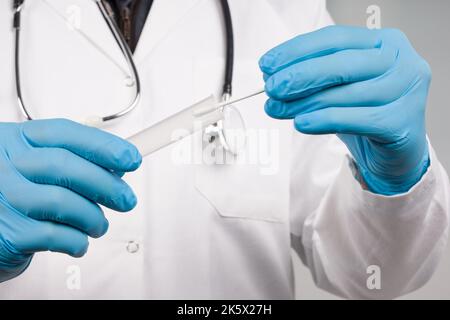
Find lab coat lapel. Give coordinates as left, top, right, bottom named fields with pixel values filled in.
left=133, top=0, right=203, bottom=63
left=38, top=0, right=130, bottom=74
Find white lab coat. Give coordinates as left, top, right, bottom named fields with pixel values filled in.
left=0, top=0, right=448, bottom=300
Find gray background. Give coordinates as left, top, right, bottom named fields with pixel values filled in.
left=293, top=0, right=450, bottom=300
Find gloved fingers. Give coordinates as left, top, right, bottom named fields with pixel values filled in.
left=13, top=219, right=89, bottom=258
left=12, top=148, right=137, bottom=212
left=264, top=46, right=398, bottom=101
left=112, top=170, right=126, bottom=178
left=6, top=183, right=108, bottom=238
left=27, top=187, right=108, bottom=239
left=21, top=119, right=142, bottom=173
left=264, top=68, right=409, bottom=119
left=0, top=152, right=109, bottom=237
left=293, top=106, right=395, bottom=142
left=259, top=25, right=381, bottom=75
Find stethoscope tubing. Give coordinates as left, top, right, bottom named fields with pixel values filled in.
left=12, top=0, right=235, bottom=126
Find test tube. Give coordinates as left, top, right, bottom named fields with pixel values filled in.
left=128, top=89, right=265, bottom=156
left=128, top=95, right=223, bottom=156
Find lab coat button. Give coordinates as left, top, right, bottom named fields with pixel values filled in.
left=126, top=241, right=140, bottom=253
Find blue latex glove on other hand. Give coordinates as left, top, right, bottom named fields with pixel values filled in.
left=259, top=26, right=431, bottom=195
left=0, top=119, right=142, bottom=282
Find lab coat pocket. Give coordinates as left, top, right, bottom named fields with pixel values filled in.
left=192, top=57, right=290, bottom=222
left=195, top=162, right=289, bottom=222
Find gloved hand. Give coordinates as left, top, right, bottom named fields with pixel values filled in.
left=259, top=26, right=431, bottom=195
left=0, top=119, right=141, bottom=282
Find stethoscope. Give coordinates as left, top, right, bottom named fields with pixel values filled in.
left=13, top=0, right=249, bottom=154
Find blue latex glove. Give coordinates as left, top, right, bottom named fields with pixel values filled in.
left=0, top=119, right=141, bottom=282
left=259, top=26, right=431, bottom=195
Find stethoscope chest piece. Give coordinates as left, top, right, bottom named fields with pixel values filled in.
left=203, top=95, right=247, bottom=157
